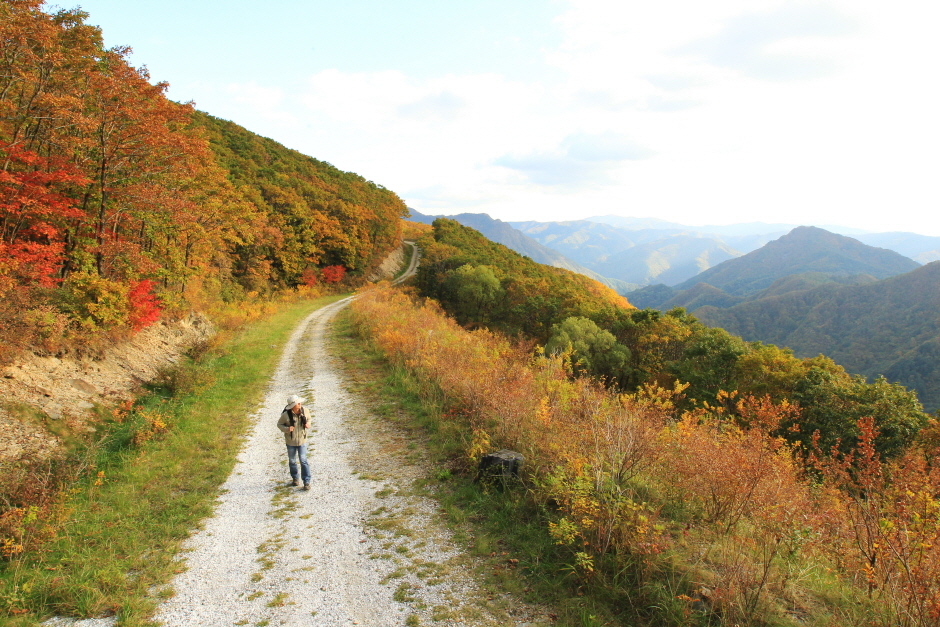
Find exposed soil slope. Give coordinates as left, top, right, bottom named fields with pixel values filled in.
left=0, top=314, right=214, bottom=462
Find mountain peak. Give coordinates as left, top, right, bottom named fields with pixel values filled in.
left=675, top=226, right=920, bottom=296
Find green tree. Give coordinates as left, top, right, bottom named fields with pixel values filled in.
left=545, top=316, right=632, bottom=386
left=669, top=325, right=747, bottom=407
left=792, top=367, right=927, bottom=458
left=443, top=264, right=504, bottom=324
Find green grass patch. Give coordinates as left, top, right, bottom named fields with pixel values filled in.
left=0, top=294, right=346, bottom=626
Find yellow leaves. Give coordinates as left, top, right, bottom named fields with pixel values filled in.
left=131, top=409, right=172, bottom=447
left=548, top=518, right=580, bottom=546
left=0, top=536, right=24, bottom=558
left=467, top=429, right=491, bottom=466
left=535, top=396, right=551, bottom=427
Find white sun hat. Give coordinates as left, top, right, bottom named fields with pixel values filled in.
left=285, top=394, right=305, bottom=410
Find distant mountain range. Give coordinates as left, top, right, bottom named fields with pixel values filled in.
left=516, top=216, right=940, bottom=287
left=406, top=210, right=639, bottom=293
left=407, top=210, right=940, bottom=295
left=624, top=227, right=938, bottom=412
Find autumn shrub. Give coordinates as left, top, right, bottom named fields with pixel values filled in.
left=127, top=279, right=162, bottom=331
left=812, top=418, right=940, bottom=627
left=54, top=272, right=130, bottom=332
left=0, top=451, right=88, bottom=563
left=0, top=287, right=42, bottom=363
left=301, top=267, right=319, bottom=287
left=153, top=361, right=215, bottom=397
left=321, top=264, right=347, bottom=284
left=658, top=395, right=817, bottom=624
left=350, top=286, right=677, bottom=581
left=353, top=285, right=940, bottom=625
left=130, top=409, right=172, bottom=447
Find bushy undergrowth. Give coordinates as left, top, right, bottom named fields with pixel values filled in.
left=350, top=284, right=940, bottom=627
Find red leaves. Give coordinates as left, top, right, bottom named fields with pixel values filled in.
left=321, top=264, right=346, bottom=284
left=0, top=143, right=88, bottom=286
left=127, top=280, right=161, bottom=332
left=300, top=268, right=318, bottom=287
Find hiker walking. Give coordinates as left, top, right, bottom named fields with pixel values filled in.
left=277, top=394, right=311, bottom=490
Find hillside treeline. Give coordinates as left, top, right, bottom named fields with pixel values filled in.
left=0, top=1, right=406, bottom=360
left=417, top=219, right=930, bottom=458
left=195, top=112, right=406, bottom=289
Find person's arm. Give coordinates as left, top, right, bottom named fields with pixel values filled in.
left=277, top=411, right=293, bottom=434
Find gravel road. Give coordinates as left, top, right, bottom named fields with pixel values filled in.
left=45, top=244, right=546, bottom=627
left=148, top=247, right=544, bottom=626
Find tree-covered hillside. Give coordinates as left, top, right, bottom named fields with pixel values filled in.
left=417, top=218, right=929, bottom=457
left=195, top=113, right=407, bottom=289
left=408, top=210, right=637, bottom=293
left=416, top=218, right=632, bottom=342
left=698, top=261, right=940, bottom=411
left=0, top=1, right=406, bottom=360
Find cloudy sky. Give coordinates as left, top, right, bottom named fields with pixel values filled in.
left=75, top=0, right=940, bottom=235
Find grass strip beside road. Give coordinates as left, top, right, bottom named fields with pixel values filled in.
left=0, top=294, right=345, bottom=627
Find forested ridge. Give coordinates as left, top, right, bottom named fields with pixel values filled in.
left=697, top=261, right=940, bottom=412
left=626, top=228, right=939, bottom=412
left=0, top=0, right=407, bottom=361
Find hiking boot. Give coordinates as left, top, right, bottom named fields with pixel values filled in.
left=291, top=479, right=300, bottom=487
left=303, top=483, right=311, bottom=491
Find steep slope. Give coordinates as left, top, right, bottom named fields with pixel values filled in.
left=697, top=262, right=940, bottom=411
left=856, top=232, right=940, bottom=264
left=197, top=113, right=408, bottom=282
left=415, top=218, right=633, bottom=342
left=674, top=226, right=920, bottom=296
left=408, top=211, right=637, bottom=293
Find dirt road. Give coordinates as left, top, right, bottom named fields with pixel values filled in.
left=148, top=247, right=542, bottom=626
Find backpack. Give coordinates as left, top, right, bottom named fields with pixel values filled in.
left=285, top=407, right=308, bottom=430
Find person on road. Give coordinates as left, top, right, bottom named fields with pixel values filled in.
left=277, top=394, right=311, bottom=490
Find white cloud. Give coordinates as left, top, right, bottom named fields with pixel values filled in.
left=225, top=82, right=296, bottom=123
left=677, top=3, right=858, bottom=80
left=206, top=1, right=940, bottom=235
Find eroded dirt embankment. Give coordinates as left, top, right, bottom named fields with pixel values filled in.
left=0, top=313, right=214, bottom=462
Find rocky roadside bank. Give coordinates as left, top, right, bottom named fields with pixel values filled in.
left=0, top=313, right=214, bottom=462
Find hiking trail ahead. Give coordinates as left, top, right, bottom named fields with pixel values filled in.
left=146, top=243, right=546, bottom=626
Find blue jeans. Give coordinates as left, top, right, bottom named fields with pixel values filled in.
left=287, top=444, right=310, bottom=485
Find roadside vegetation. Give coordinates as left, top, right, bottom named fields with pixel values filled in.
left=0, top=293, right=345, bottom=625
left=347, top=279, right=940, bottom=627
